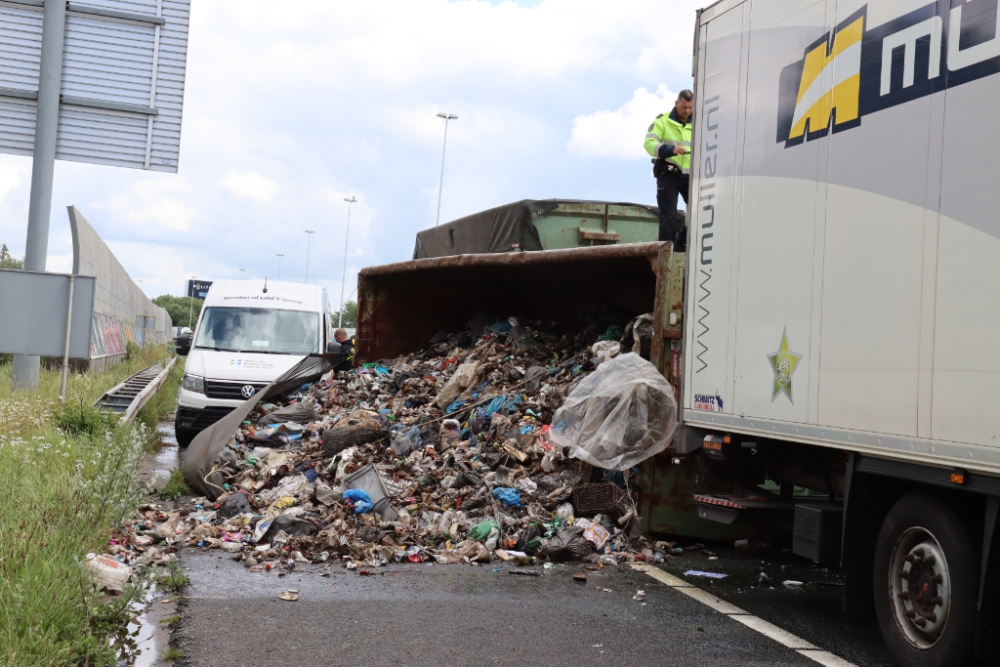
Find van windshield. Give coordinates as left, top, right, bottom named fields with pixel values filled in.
left=194, top=307, right=319, bottom=355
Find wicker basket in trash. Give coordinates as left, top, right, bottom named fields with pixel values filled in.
left=572, top=483, right=632, bottom=519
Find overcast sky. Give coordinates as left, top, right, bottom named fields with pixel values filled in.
left=0, top=0, right=699, bottom=305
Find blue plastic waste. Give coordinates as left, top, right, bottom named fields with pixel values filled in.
left=483, top=395, right=507, bottom=417
left=492, top=487, right=522, bottom=507
left=446, top=398, right=466, bottom=413
left=489, top=321, right=512, bottom=333
left=344, top=489, right=374, bottom=514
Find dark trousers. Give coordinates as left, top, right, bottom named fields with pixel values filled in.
left=657, top=173, right=689, bottom=249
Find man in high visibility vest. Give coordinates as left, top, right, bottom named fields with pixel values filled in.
left=334, top=328, right=355, bottom=372
left=644, top=89, right=693, bottom=248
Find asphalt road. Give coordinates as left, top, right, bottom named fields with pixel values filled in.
left=172, top=550, right=879, bottom=667
left=661, top=543, right=895, bottom=667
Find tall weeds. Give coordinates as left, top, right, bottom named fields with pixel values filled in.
left=0, top=347, right=175, bottom=666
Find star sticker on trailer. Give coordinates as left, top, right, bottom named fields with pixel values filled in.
left=768, top=327, right=801, bottom=403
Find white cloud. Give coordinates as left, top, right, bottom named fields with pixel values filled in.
left=189, top=0, right=702, bottom=101
left=221, top=172, right=279, bottom=204
left=94, top=178, right=202, bottom=233
left=0, top=161, right=25, bottom=206
left=567, top=84, right=677, bottom=160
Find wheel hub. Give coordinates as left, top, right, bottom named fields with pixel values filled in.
left=890, top=529, right=951, bottom=648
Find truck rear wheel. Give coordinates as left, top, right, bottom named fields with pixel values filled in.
left=874, top=493, right=977, bottom=667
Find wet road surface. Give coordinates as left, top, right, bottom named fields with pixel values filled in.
left=175, top=551, right=853, bottom=667
left=660, top=544, right=894, bottom=667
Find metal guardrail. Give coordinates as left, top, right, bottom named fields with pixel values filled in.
left=93, top=357, right=176, bottom=424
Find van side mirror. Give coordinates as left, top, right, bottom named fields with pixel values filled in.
left=326, top=342, right=344, bottom=355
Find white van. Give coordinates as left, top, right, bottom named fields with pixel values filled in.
left=174, top=279, right=338, bottom=446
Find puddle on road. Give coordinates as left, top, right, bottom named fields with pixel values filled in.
left=114, top=420, right=181, bottom=666
left=111, top=587, right=178, bottom=667
left=139, top=420, right=180, bottom=491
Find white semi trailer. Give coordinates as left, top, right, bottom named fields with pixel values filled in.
left=684, top=1, right=1000, bottom=664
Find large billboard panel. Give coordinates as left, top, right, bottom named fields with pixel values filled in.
left=188, top=279, right=212, bottom=299
left=0, top=0, right=191, bottom=172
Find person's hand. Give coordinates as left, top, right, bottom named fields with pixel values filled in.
left=673, top=146, right=689, bottom=156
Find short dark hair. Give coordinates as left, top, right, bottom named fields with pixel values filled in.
left=677, top=89, right=694, bottom=102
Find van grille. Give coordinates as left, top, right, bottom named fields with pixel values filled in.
left=203, top=380, right=269, bottom=400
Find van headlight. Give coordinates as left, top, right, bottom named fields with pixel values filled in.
left=182, top=374, right=205, bottom=394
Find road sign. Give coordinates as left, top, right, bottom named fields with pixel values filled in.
left=0, top=0, right=191, bottom=172
left=0, top=268, right=95, bottom=357
left=188, top=279, right=212, bottom=299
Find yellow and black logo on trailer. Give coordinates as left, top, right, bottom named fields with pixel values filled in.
left=777, top=0, right=1000, bottom=148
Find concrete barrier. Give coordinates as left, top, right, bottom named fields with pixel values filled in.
left=67, top=206, right=172, bottom=371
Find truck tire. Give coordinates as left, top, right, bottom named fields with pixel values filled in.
left=874, top=493, right=978, bottom=667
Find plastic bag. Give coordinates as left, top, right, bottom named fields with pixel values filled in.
left=550, top=353, right=677, bottom=471
left=435, top=361, right=480, bottom=409
left=390, top=424, right=422, bottom=456
left=468, top=519, right=499, bottom=542
left=492, top=487, right=522, bottom=507
left=591, top=340, right=621, bottom=364
left=537, top=527, right=593, bottom=561
left=343, top=489, right=374, bottom=514
left=261, top=401, right=319, bottom=425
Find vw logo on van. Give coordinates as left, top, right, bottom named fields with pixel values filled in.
left=241, top=385, right=256, bottom=399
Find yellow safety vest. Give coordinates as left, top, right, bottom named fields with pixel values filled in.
left=644, top=110, right=692, bottom=174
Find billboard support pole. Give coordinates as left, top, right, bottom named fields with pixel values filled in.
left=12, top=0, right=68, bottom=391
left=59, top=275, right=76, bottom=403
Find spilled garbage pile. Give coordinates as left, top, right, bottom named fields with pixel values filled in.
left=84, top=510, right=179, bottom=594
left=163, top=316, right=678, bottom=571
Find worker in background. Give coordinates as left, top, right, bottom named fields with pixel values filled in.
left=644, top=89, right=693, bottom=250
left=333, top=328, right=355, bottom=372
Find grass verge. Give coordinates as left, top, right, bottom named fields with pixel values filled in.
left=161, top=646, right=183, bottom=661
left=0, top=346, right=179, bottom=667
left=136, top=358, right=184, bottom=450
left=159, top=468, right=193, bottom=501
left=155, top=560, right=190, bottom=593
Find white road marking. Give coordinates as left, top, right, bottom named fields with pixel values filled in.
left=631, top=564, right=859, bottom=667
left=730, top=614, right=818, bottom=649
left=795, top=650, right=860, bottom=667
left=677, top=585, right=748, bottom=615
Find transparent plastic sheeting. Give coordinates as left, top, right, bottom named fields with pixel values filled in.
left=550, top=353, right=677, bottom=471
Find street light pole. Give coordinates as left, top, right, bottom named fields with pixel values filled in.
left=339, top=197, right=356, bottom=328
left=435, top=112, right=457, bottom=227
left=187, top=275, right=196, bottom=328
left=304, top=230, right=315, bottom=283
left=239, top=268, right=246, bottom=280
left=276, top=253, right=284, bottom=281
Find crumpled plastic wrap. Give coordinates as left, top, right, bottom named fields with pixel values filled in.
left=549, top=353, right=677, bottom=471
left=262, top=401, right=319, bottom=425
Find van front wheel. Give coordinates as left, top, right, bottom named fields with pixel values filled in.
left=174, top=422, right=198, bottom=448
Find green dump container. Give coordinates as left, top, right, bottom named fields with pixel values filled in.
left=412, top=199, right=663, bottom=259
